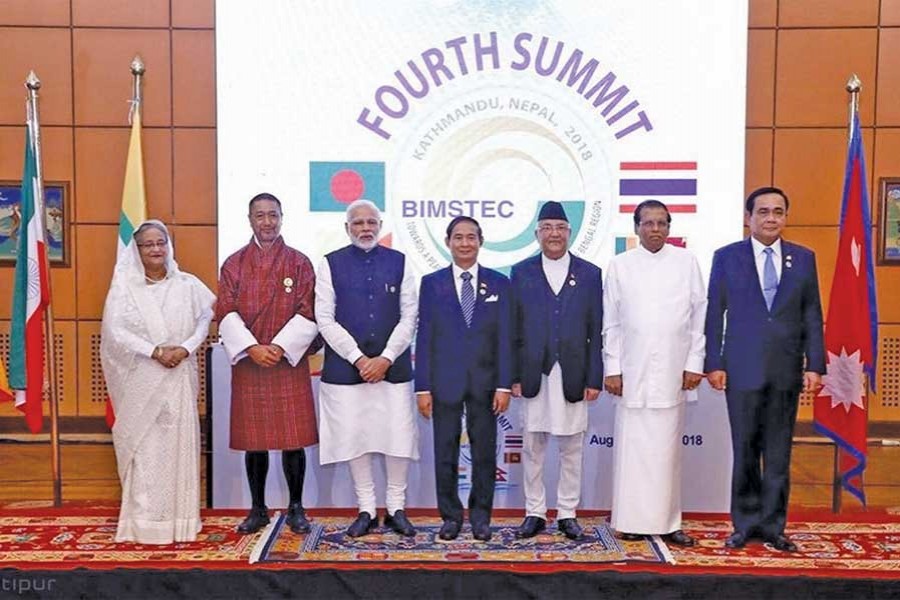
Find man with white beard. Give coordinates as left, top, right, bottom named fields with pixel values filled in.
left=315, top=199, right=419, bottom=538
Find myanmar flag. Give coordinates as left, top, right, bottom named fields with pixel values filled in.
left=106, top=101, right=148, bottom=429
left=8, top=123, right=50, bottom=434
left=118, top=103, right=147, bottom=257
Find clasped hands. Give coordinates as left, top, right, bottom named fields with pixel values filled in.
left=247, top=344, right=284, bottom=368
left=152, top=345, right=189, bottom=369
left=416, top=390, right=512, bottom=419
left=354, top=355, right=392, bottom=383
left=603, top=371, right=703, bottom=396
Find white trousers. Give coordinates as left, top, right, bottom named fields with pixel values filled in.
left=348, top=453, right=410, bottom=517
left=522, top=431, right=584, bottom=520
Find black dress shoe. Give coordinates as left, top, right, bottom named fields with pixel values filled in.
left=514, top=516, right=546, bottom=539
left=438, top=520, right=462, bottom=541
left=664, top=530, right=695, bottom=547
left=285, top=502, right=311, bottom=534
left=346, top=511, right=379, bottom=538
left=557, top=518, right=584, bottom=540
left=384, top=510, right=416, bottom=537
left=471, top=522, right=492, bottom=542
left=768, top=534, right=798, bottom=553
left=236, top=506, right=270, bottom=534
left=618, top=532, right=644, bottom=541
left=724, top=531, right=749, bottom=549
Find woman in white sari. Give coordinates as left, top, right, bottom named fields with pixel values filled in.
left=101, top=220, right=215, bottom=544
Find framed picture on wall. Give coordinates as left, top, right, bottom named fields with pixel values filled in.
left=879, top=178, right=900, bottom=265
left=0, top=180, right=70, bottom=267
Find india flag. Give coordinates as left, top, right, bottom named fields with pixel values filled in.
left=8, top=122, right=50, bottom=434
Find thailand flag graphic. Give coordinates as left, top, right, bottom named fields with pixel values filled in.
left=618, top=161, right=698, bottom=214
left=309, top=161, right=385, bottom=212
left=615, top=236, right=686, bottom=254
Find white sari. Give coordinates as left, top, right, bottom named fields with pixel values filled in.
left=100, top=221, right=215, bottom=544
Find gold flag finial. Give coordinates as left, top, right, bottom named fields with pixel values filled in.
left=25, top=70, right=41, bottom=90
left=131, top=55, right=145, bottom=76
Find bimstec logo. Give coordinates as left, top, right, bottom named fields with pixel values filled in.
left=390, top=87, right=613, bottom=274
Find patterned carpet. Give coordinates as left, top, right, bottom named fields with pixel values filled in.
left=0, top=509, right=261, bottom=569
left=254, top=515, right=671, bottom=565
left=2, top=507, right=900, bottom=579
left=671, top=516, right=900, bottom=576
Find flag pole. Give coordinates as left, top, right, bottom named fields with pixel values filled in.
left=846, top=73, right=861, bottom=142
left=26, top=71, right=62, bottom=507
left=130, top=55, right=144, bottom=123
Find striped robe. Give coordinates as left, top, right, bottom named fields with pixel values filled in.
left=216, top=237, right=321, bottom=450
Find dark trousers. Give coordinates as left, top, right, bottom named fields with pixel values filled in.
left=725, top=387, right=800, bottom=538
left=432, top=389, right=497, bottom=526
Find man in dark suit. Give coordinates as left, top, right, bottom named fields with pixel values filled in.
left=705, top=186, right=825, bottom=553
left=415, top=216, right=512, bottom=542
left=510, top=201, right=603, bottom=540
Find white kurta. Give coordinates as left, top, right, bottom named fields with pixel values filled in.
left=521, top=253, right=588, bottom=435
left=315, top=255, right=420, bottom=465
left=100, top=235, right=214, bottom=544
left=603, top=243, right=706, bottom=533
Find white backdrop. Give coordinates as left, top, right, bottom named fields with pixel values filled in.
left=210, top=346, right=732, bottom=511
left=213, top=1, right=748, bottom=513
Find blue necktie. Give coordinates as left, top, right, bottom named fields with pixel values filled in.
left=763, top=247, right=778, bottom=311
left=460, top=271, right=475, bottom=326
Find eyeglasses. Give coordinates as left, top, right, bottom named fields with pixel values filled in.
left=537, top=224, right=570, bottom=234
left=137, top=241, right=167, bottom=249
left=639, top=220, right=670, bottom=230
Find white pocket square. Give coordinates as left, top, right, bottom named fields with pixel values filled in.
left=485, top=294, right=499, bottom=303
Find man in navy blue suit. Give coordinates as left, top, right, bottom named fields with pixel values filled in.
left=510, top=201, right=603, bottom=540
left=705, top=187, right=825, bottom=553
left=415, top=216, right=512, bottom=542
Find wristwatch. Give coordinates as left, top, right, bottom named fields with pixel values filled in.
left=152, top=346, right=162, bottom=360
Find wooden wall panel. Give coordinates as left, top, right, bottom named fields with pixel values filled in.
left=747, top=29, right=776, bottom=128
left=876, top=29, right=900, bottom=126
left=171, top=225, right=218, bottom=293
left=172, top=0, right=215, bottom=29
left=72, top=0, right=169, bottom=28
left=779, top=0, right=879, bottom=27
left=0, top=27, right=72, bottom=127
left=172, top=30, right=216, bottom=127
left=74, top=224, right=118, bottom=320
left=74, top=127, right=173, bottom=224
left=73, top=29, right=171, bottom=127
left=749, top=0, right=778, bottom=28
left=773, top=128, right=875, bottom=225
left=0, top=0, right=70, bottom=26
left=174, top=129, right=216, bottom=224
left=776, top=29, right=877, bottom=127
left=883, top=0, right=900, bottom=26
left=76, top=320, right=105, bottom=417
left=745, top=128, right=774, bottom=195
